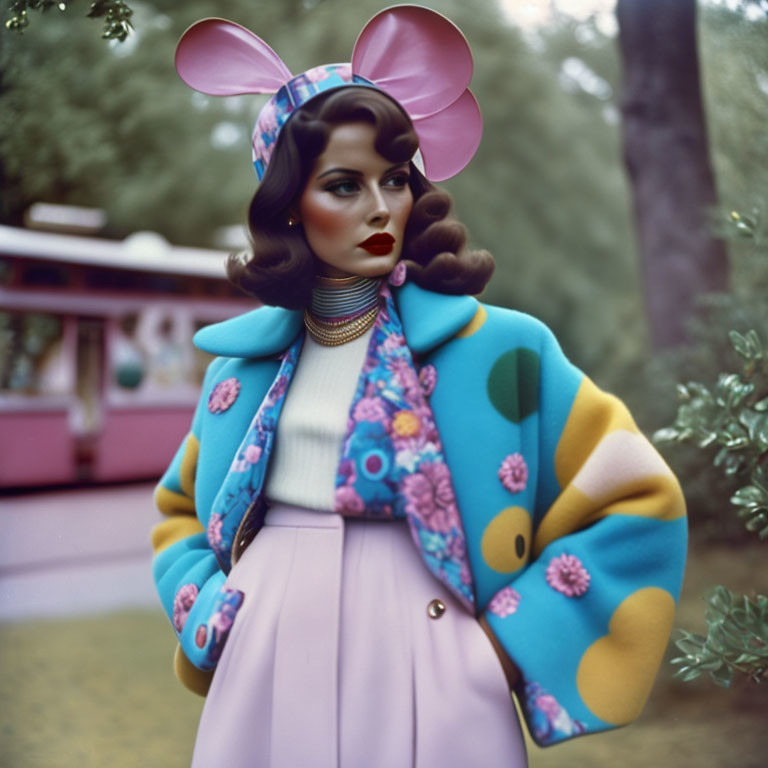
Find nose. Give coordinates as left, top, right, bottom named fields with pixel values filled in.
left=366, top=185, right=390, bottom=228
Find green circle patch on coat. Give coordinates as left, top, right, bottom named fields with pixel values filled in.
left=487, top=348, right=540, bottom=423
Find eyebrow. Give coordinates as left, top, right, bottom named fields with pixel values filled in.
left=316, top=162, right=410, bottom=180
left=317, top=167, right=361, bottom=179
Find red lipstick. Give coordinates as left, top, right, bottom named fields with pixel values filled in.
left=358, top=233, right=395, bottom=255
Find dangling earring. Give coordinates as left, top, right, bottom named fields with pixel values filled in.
left=388, top=260, right=407, bottom=287
left=287, top=218, right=297, bottom=228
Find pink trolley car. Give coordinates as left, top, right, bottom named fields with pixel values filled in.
left=0, top=224, right=253, bottom=488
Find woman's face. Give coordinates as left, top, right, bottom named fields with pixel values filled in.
left=297, top=122, right=413, bottom=279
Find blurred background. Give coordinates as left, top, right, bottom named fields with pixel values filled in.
left=0, top=0, right=766, bottom=765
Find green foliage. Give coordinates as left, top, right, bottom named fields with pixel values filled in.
left=622, top=284, right=768, bottom=543
left=653, top=199, right=768, bottom=542
left=655, top=329, right=768, bottom=539
left=0, top=0, right=258, bottom=245
left=641, top=0, right=768, bottom=654
left=0, top=0, right=761, bottom=396
left=0, top=310, right=62, bottom=390
left=700, top=2, right=768, bottom=296
left=715, top=208, right=768, bottom=254
left=671, top=586, right=768, bottom=686
left=0, top=0, right=644, bottom=381
left=5, top=0, right=133, bottom=40
left=728, top=0, right=768, bottom=18
left=627, top=2, right=768, bottom=435
left=654, top=201, right=768, bottom=687
left=86, top=0, right=133, bottom=41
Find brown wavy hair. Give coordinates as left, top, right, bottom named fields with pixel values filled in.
left=228, top=87, right=493, bottom=309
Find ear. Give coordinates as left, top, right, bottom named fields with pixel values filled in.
left=175, top=18, right=293, bottom=96
left=351, top=6, right=481, bottom=181
left=352, top=6, right=472, bottom=118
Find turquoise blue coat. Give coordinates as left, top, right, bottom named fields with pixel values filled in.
left=152, top=281, right=687, bottom=747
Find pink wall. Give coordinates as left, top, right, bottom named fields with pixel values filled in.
left=90, top=407, right=194, bottom=483
left=0, top=409, right=78, bottom=487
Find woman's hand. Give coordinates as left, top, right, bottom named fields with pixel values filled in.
left=479, top=615, right=520, bottom=690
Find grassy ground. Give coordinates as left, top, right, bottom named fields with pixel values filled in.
left=0, top=612, right=204, bottom=768
left=1, top=542, right=766, bottom=768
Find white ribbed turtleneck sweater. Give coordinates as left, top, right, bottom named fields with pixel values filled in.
left=263, top=326, right=374, bottom=510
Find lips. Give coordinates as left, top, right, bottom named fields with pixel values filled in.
left=358, top=233, right=395, bottom=255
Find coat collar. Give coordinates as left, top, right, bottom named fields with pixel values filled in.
left=193, top=282, right=479, bottom=358
left=194, top=304, right=303, bottom=358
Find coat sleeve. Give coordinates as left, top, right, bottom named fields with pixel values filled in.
left=481, top=322, right=687, bottom=747
left=151, top=357, right=244, bottom=695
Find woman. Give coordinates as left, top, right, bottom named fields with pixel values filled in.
left=152, top=8, right=687, bottom=767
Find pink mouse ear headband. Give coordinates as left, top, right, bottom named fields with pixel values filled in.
left=175, top=5, right=482, bottom=182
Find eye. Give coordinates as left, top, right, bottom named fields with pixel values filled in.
left=383, top=172, right=410, bottom=189
left=325, top=179, right=360, bottom=196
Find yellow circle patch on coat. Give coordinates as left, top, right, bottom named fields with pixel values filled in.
left=481, top=506, right=532, bottom=573
left=577, top=587, right=675, bottom=725
left=457, top=305, right=487, bottom=338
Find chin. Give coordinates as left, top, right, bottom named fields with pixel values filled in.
left=356, top=253, right=400, bottom=277
left=357, top=264, right=395, bottom=279
left=319, top=253, right=400, bottom=279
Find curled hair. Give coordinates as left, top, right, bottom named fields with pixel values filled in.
left=228, top=88, right=493, bottom=308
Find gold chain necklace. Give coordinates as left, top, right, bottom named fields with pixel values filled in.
left=303, top=305, right=379, bottom=346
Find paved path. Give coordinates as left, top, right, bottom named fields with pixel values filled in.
left=0, top=483, right=165, bottom=621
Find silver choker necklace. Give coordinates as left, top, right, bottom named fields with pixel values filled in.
left=305, top=275, right=381, bottom=346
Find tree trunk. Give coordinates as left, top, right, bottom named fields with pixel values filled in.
left=617, top=0, right=728, bottom=349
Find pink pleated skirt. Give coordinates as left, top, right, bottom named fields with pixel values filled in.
left=192, top=504, right=527, bottom=768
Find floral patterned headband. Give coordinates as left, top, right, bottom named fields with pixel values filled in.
left=174, top=5, right=482, bottom=182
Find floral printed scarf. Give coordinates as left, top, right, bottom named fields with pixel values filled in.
left=334, top=285, right=475, bottom=610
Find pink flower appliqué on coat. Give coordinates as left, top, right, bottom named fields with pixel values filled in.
left=545, top=554, right=590, bottom=597
left=499, top=453, right=528, bottom=493
left=388, top=260, right=407, bottom=286
left=401, top=461, right=459, bottom=534
left=244, top=444, right=262, bottom=464
left=418, top=364, right=437, bottom=396
left=488, top=586, right=521, bottom=618
left=208, top=377, right=241, bottom=414
left=172, top=583, right=199, bottom=633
